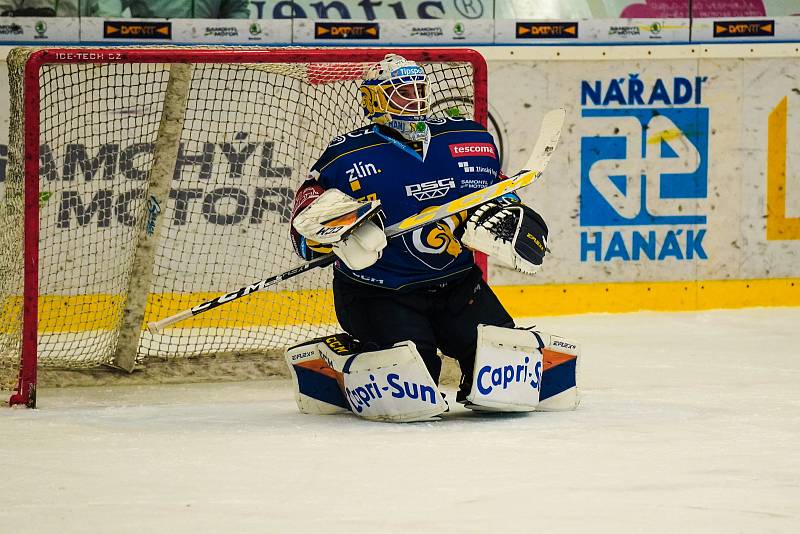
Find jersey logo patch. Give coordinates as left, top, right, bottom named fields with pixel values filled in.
left=405, top=178, right=455, bottom=201
left=346, top=161, right=381, bottom=192
left=328, top=127, right=373, bottom=148
left=449, top=142, right=497, bottom=159
left=457, top=161, right=498, bottom=177
left=403, top=212, right=467, bottom=270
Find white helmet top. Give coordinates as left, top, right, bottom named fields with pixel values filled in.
left=360, top=54, right=430, bottom=142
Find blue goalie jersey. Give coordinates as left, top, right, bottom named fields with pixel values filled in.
left=303, top=117, right=502, bottom=290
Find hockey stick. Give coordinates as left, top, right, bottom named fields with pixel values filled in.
left=147, top=108, right=565, bottom=334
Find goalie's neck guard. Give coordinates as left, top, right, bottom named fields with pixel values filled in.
left=373, top=122, right=431, bottom=162
left=383, top=115, right=428, bottom=143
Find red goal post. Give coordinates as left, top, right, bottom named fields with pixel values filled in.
left=1, top=47, right=487, bottom=408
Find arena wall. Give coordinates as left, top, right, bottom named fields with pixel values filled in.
left=481, top=44, right=800, bottom=315
left=1, top=44, right=798, bottom=319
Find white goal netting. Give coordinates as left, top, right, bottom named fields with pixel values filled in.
left=0, top=47, right=481, bottom=402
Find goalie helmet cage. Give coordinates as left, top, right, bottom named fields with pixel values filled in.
left=0, top=47, right=487, bottom=408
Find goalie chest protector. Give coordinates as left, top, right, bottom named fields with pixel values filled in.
left=310, top=117, right=502, bottom=290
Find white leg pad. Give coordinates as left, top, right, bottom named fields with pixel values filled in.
left=333, top=341, right=447, bottom=423
left=465, top=325, right=544, bottom=412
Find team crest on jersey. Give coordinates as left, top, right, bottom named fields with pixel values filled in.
left=403, top=212, right=467, bottom=270
left=405, top=178, right=455, bottom=201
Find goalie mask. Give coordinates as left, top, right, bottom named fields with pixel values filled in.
left=360, top=54, right=429, bottom=142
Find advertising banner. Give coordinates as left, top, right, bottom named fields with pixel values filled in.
left=494, top=18, right=690, bottom=44
left=493, top=1, right=797, bottom=19
left=741, top=59, right=800, bottom=271
left=0, top=17, right=78, bottom=41
left=494, top=0, right=688, bottom=19
left=249, top=0, right=492, bottom=20
left=482, top=50, right=800, bottom=289
left=292, top=17, right=492, bottom=44
left=79, top=17, right=292, bottom=44
left=0, top=1, right=799, bottom=45
left=692, top=16, right=800, bottom=41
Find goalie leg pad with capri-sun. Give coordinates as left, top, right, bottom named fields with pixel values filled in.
left=286, top=336, right=446, bottom=422
left=335, top=341, right=447, bottom=423
left=464, top=325, right=544, bottom=412
left=462, top=325, right=581, bottom=412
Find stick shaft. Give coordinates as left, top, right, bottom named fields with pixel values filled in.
left=147, top=255, right=334, bottom=333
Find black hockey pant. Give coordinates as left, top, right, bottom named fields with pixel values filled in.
left=332, top=266, right=514, bottom=387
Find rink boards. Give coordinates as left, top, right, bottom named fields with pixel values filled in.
left=0, top=44, right=799, bottom=329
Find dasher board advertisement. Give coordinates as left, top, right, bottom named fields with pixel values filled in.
left=495, top=18, right=690, bottom=44
left=292, top=18, right=493, bottom=43
left=79, top=17, right=291, bottom=43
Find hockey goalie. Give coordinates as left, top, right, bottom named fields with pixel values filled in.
left=285, top=54, right=579, bottom=422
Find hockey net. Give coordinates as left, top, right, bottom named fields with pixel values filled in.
left=0, top=47, right=486, bottom=407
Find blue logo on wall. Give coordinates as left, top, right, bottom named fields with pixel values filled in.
left=578, top=75, right=710, bottom=262
left=581, top=108, right=708, bottom=226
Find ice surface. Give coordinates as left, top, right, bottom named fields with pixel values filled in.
left=2, top=308, right=799, bottom=533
